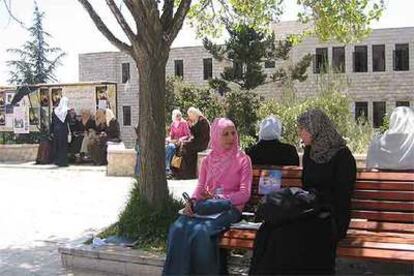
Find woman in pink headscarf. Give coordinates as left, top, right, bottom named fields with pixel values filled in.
left=163, top=118, right=253, bottom=275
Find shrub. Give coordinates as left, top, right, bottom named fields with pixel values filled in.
left=166, top=77, right=224, bottom=123
left=224, top=89, right=261, bottom=137
left=114, top=182, right=184, bottom=251
left=258, top=91, right=373, bottom=154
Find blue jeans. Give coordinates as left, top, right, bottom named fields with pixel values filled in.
left=165, top=143, right=176, bottom=173
left=163, top=207, right=241, bottom=275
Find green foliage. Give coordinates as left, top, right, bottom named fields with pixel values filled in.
left=204, top=24, right=311, bottom=91
left=258, top=66, right=374, bottom=154
left=115, top=182, right=184, bottom=251
left=166, top=77, right=224, bottom=123
left=379, top=113, right=390, bottom=134
left=239, top=134, right=257, bottom=150
left=7, top=1, right=65, bottom=84
left=187, top=0, right=284, bottom=38
left=224, top=89, right=261, bottom=137
left=297, top=0, right=385, bottom=44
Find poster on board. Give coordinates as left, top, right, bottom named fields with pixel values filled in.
left=13, top=97, right=30, bottom=134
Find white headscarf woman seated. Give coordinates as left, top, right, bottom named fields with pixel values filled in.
left=245, top=115, right=299, bottom=166
left=366, top=106, right=414, bottom=170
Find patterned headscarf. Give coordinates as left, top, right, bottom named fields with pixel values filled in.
left=205, top=118, right=240, bottom=190
left=297, top=109, right=346, bottom=163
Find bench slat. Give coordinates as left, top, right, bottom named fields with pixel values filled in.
left=345, top=231, right=414, bottom=244
left=351, top=199, right=414, bottom=212
left=355, top=181, right=414, bottom=191
left=348, top=220, right=414, bottom=233
left=351, top=210, right=414, bottom=223
left=353, top=190, right=414, bottom=201
left=340, top=240, right=414, bottom=252
left=356, top=171, right=414, bottom=182
left=337, top=247, right=414, bottom=263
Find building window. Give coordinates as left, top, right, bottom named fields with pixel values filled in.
left=373, top=101, right=386, bottom=128
left=264, top=60, right=276, bottom=68
left=122, top=106, right=131, bottom=126
left=353, top=46, right=368, bottom=72
left=393, top=43, right=409, bottom=71
left=174, top=59, right=184, bottom=78
left=332, top=47, right=345, bottom=73
left=372, top=45, right=385, bottom=72
left=233, top=61, right=243, bottom=79
left=203, top=58, right=213, bottom=80
left=396, top=101, right=410, bottom=107
left=121, top=63, right=130, bottom=83
left=314, top=48, right=328, bottom=74
left=355, top=102, right=368, bottom=121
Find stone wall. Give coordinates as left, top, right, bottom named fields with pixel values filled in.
left=0, top=144, right=39, bottom=162
left=79, top=24, right=414, bottom=148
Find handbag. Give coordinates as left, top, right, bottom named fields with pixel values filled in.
left=171, top=154, right=183, bottom=169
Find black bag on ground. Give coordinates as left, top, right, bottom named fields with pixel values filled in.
left=256, top=187, right=320, bottom=226
left=36, top=138, right=54, bottom=164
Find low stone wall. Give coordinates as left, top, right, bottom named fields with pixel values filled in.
left=0, top=144, right=39, bottom=162
left=59, top=245, right=164, bottom=275
left=107, top=146, right=136, bottom=177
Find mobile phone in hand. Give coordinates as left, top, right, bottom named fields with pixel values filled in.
left=182, top=192, right=193, bottom=211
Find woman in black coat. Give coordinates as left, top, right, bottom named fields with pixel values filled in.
left=250, top=109, right=356, bottom=275
left=246, top=116, right=299, bottom=166
left=51, top=97, right=70, bottom=167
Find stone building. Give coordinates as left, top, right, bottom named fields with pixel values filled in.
left=79, top=21, right=414, bottom=148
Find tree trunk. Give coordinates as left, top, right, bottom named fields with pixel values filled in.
left=136, top=52, right=169, bottom=204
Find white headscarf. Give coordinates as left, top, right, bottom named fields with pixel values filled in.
left=106, top=109, right=116, bottom=125
left=366, top=106, right=414, bottom=170
left=259, top=115, right=282, bottom=141
left=54, top=96, right=69, bottom=123
left=171, top=109, right=182, bottom=122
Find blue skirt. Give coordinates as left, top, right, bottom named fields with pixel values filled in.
left=163, top=207, right=241, bottom=275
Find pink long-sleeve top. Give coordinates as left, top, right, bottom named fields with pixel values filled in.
left=170, top=120, right=190, bottom=140
left=192, top=152, right=253, bottom=211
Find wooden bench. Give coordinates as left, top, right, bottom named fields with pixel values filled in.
left=219, top=166, right=414, bottom=264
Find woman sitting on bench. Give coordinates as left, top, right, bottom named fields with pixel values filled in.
left=163, top=118, right=252, bottom=275
left=246, top=115, right=299, bottom=166
left=250, top=109, right=356, bottom=275
left=366, top=106, right=414, bottom=171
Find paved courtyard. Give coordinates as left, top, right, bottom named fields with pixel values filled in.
left=0, top=164, right=196, bottom=275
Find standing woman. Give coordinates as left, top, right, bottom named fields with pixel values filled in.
left=51, top=97, right=70, bottom=167
left=163, top=118, right=252, bottom=275
left=250, top=109, right=356, bottom=275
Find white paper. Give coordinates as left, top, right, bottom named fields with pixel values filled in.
left=178, top=208, right=222, bottom=219
left=98, top=99, right=107, bottom=110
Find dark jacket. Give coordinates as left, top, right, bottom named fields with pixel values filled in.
left=250, top=146, right=356, bottom=275
left=246, top=140, right=299, bottom=166
left=106, top=119, right=121, bottom=142
left=174, top=116, right=210, bottom=179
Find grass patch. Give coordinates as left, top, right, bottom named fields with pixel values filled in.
left=99, top=181, right=184, bottom=252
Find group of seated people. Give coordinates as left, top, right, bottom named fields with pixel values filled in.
left=67, top=107, right=121, bottom=165
left=163, top=106, right=414, bottom=275
left=165, top=106, right=210, bottom=179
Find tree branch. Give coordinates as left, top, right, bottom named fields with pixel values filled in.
left=160, top=0, right=174, bottom=28
left=2, top=0, right=26, bottom=27
left=105, top=0, right=136, bottom=43
left=78, top=0, right=132, bottom=54
left=164, top=0, right=192, bottom=45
